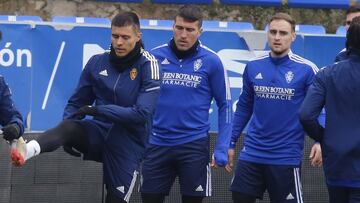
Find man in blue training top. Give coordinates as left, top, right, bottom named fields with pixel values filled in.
left=227, top=13, right=322, bottom=203
left=8, top=12, right=161, bottom=203
left=335, top=4, right=360, bottom=62
left=300, top=16, right=360, bottom=203
left=0, top=30, right=25, bottom=144
left=140, top=5, right=232, bottom=203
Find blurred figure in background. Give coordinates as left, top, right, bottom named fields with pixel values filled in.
left=335, top=4, right=360, bottom=62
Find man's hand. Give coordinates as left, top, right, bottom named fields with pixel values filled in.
left=310, top=143, right=322, bottom=167
left=2, top=123, right=20, bottom=141
left=68, top=105, right=98, bottom=120
left=225, top=148, right=235, bottom=173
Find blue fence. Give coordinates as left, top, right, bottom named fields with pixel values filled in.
left=0, top=22, right=345, bottom=131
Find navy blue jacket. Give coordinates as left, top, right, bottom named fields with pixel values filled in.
left=63, top=49, right=161, bottom=161
left=300, top=51, right=360, bottom=187
left=0, top=75, right=24, bottom=134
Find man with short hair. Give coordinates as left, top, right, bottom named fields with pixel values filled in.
left=0, top=30, right=25, bottom=143
left=335, top=4, right=360, bottom=62
left=300, top=16, right=360, bottom=203
left=227, top=13, right=322, bottom=203
left=8, top=11, right=161, bottom=203
left=140, top=5, right=232, bottom=203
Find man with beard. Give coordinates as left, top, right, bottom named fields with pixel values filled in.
left=8, top=11, right=161, bottom=203
left=227, top=13, right=322, bottom=203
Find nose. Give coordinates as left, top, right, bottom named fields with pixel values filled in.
left=274, top=32, right=281, bottom=40
left=116, top=38, right=124, bottom=46
left=180, top=30, right=187, bottom=38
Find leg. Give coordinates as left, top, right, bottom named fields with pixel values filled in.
left=328, top=185, right=348, bottom=203
left=105, top=189, right=127, bottom=203
left=177, top=137, right=211, bottom=198
left=230, top=160, right=266, bottom=202
left=182, top=195, right=204, bottom=203
left=140, top=144, right=176, bottom=200
left=266, top=165, right=303, bottom=203
left=232, top=192, right=256, bottom=203
left=141, top=193, right=166, bottom=203
left=11, top=120, right=87, bottom=166
left=36, top=119, right=87, bottom=153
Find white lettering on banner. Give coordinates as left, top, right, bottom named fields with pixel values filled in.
left=209, top=49, right=268, bottom=114
left=83, top=44, right=105, bottom=69
left=217, top=49, right=268, bottom=89
left=0, top=42, right=32, bottom=67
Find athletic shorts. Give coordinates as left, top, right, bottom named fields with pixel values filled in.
left=141, top=137, right=211, bottom=197
left=230, top=160, right=303, bottom=203
left=76, top=119, right=139, bottom=202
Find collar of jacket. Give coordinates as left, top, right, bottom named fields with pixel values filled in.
left=169, top=38, right=200, bottom=60
left=109, top=42, right=142, bottom=72
left=348, top=48, right=360, bottom=59
left=269, top=51, right=291, bottom=65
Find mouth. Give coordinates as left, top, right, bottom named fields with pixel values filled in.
left=115, top=48, right=126, bottom=53
left=178, top=40, right=188, bottom=46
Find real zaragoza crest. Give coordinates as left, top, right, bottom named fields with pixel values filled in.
left=193, top=59, right=202, bottom=71
left=130, top=68, right=138, bottom=80
left=285, top=71, right=294, bottom=83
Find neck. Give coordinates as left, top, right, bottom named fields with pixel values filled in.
left=270, top=49, right=290, bottom=58
left=170, top=39, right=199, bottom=59
left=109, top=42, right=142, bottom=72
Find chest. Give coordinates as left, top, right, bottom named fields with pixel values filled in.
left=160, top=57, right=210, bottom=90
left=92, top=65, right=142, bottom=104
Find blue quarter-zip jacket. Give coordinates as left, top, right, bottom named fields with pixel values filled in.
left=300, top=51, right=360, bottom=187
left=0, top=75, right=24, bottom=134
left=63, top=49, right=161, bottom=160
left=149, top=42, right=233, bottom=167
left=231, top=51, right=319, bottom=166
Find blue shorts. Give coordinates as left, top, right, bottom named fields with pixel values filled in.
left=328, top=186, right=360, bottom=203
left=76, top=119, right=140, bottom=202
left=231, top=160, right=303, bottom=203
left=141, top=137, right=211, bottom=197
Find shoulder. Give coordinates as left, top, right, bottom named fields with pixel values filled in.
left=140, top=50, right=160, bottom=76
left=248, top=53, right=269, bottom=63
left=335, top=48, right=349, bottom=62
left=150, top=43, right=169, bottom=58
left=198, top=44, right=222, bottom=64
left=288, top=52, right=319, bottom=74
left=141, top=49, right=157, bottom=62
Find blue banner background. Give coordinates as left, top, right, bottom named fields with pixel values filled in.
left=0, top=22, right=346, bottom=131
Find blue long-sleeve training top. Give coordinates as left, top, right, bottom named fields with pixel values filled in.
left=149, top=41, right=233, bottom=166
left=231, top=51, right=318, bottom=166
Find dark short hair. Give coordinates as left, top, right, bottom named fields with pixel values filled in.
left=347, top=4, right=360, bottom=15
left=269, top=12, right=296, bottom=32
left=111, top=11, right=140, bottom=32
left=176, top=5, right=203, bottom=28
left=346, top=16, right=360, bottom=50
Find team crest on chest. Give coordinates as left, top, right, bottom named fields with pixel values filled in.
left=285, top=71, right=294, bottom=83
left=193, top=59, right=202, bottom=71
left=130, top=68, right=138, bottom=80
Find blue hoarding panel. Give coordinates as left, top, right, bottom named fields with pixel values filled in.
left=0, top=22, right=346, bottom=132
